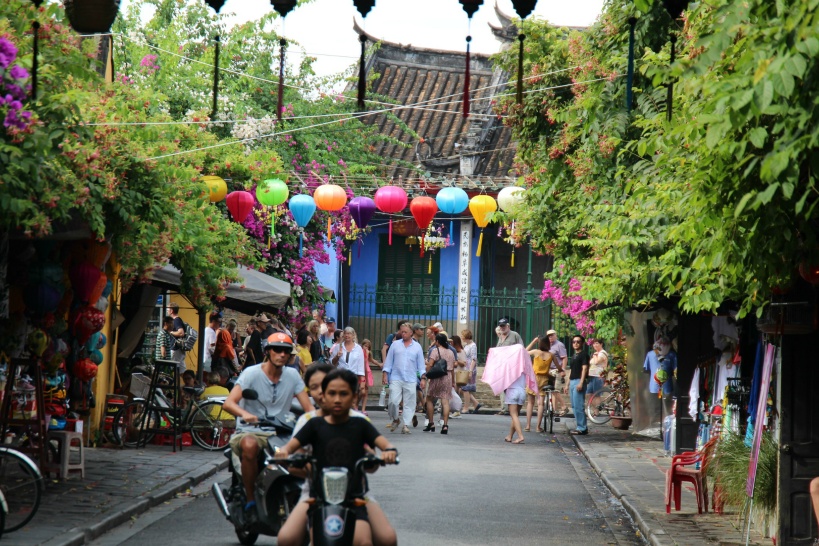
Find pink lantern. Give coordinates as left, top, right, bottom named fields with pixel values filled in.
left=73, top=305, right=105, bottom=345
left=225, top=191, right=255, bottom=224
left=374, top=186, right=408, bottom=245
left=69, top=262, right=102, bottom=303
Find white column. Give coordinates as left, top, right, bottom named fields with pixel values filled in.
left=458, top=221, right=473, bottom=326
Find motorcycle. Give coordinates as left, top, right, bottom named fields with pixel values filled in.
left=212, top=389, right=305, bottom=546
left=280, top=452, right=399, bottom=546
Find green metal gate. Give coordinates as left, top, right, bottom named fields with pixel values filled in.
left=348, top=284, right=577, bottom=362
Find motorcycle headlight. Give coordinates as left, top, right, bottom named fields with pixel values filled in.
left=321, top=467, right=349, bottom=505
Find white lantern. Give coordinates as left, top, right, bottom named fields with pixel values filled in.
left=497, top=186, right=525, bottom=212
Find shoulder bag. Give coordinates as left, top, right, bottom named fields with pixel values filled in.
left=426, top=348, right=449, bottom=379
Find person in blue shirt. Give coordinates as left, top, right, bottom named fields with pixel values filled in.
left=644, top=338, right=676, bottom=396
left=381, top=323, right=426, bottom=434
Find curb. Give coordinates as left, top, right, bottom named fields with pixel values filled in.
left=43, top=458, right=229, bottom=546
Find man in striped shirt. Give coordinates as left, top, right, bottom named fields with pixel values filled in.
left=155, top=316, right=174, bottom=361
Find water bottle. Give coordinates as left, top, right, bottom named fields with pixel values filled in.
left=379, top=384, right=388, bottom=407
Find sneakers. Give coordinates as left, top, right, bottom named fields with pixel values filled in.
left=401, top=426, right=411, bottom=434
left=387, top=419, right=400, bottom=432
left=450, top=411, right=461, bottom=418
left=412, top=415, right=418, bottom=427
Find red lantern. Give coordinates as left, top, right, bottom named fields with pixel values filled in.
left=410, top=196, right=438, bottom=257
left=69, top=262, right=102, bottom=303
left=799, top=261, right=819, bottom=285
left=374, top=186, right=408, bottom=245
left=225, top=191, right=255, bottom=224
left=73, top=358, right=98, bottom=381
left=73, top=305, right=105, bottom=345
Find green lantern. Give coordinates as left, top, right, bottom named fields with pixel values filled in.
left=256, top=179, right=289, bottom=244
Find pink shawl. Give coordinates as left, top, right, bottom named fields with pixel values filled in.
left=481, top=345, right=537, bottom=395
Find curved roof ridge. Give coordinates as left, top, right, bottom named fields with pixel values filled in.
left=352, top=17, right=493, bottom=60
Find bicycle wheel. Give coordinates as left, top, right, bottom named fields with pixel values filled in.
left=190, top=401, right=236, bottom=451
left=0, top=447, right=44, bottom=532
left=113, top=400, right=159, bottom=447
left=546, top=395, right=554, bottom=434
left=0, top=489, right=6, bottom=539
left=587, top=388, right=617, bottom=424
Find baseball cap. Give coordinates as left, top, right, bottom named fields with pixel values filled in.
left=431, top=322, right=444, bottom=330
left=546, top=329, right=557, bottom=336
left=411, top=323, right=425, bottom=331
left=498, top=318, right=509, bottom=326
left=325, top=317, right=336, bottom=324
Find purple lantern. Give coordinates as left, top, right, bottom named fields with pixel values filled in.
left=349, top=197, right=376, bottom=230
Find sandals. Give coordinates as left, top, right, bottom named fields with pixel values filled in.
left=536, top=428, right=544, bottom=433
left=441, top=425, right=449, bottom=435
left=423, top=425, right=436, bottom=432
left=511, top=438, right=525, bottom=444
left=570, top=430, right=588, bottom=436
left=523, top=427, right=531, bottom=432
left=474, top=403, right=483, bottom=413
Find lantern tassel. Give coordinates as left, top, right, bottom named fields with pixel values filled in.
left=327, top=217, right=332, bottom=242
left=626, top=17, right=636, bottom=112
left=463, top=35, right=471, bottom=118
left=428, top=254, right=432, bottom=274
left=348, top=251, right=352, bottom=266
left=357, top=34, right=367, bottom=110
left=516, top=33, right=525, bottom=105
left=420, top=233, right=425, bottom=258
left=211, top=35, right=220, bottom=120
left=299, top=230, right=303, bottom=257
left=476, top=230, right=483, bottom=257
left=388, top=218, right=393, bottom=245
left=31, top=21, right=40, bottom=101
left=511, top=249, right=515, bottom=268
left=277, top=38, right=286, bottom=122
left=449, top=220, right=455, bottom=244
left=666, top=33, right=677, bottom=122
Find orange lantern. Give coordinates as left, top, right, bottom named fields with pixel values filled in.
left=469, top=195, right=497, bottom=257
left=314, top=184, right=348, bottom=241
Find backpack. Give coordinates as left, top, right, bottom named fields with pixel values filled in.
left=174, top=321, right=198, bottom=351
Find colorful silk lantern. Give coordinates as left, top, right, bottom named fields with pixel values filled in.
left=374, top=186, right=408, bottom=245
left=73, top=358, right=98, bottom=381
left=469, top=195, right=497, bottom=257
left=73, top=305, right=105, bottom=345
left=225, top=191, right=255, bottom=224
left=24, top=283, right=61, bottom=315
left=256, top=178, right=289, bottom=244
left=798, top=261, right=819, bottom=285
left=436, top=187, right=469, bottom=243
left=498, top=186, right=525, bottom=267
left=26, top=329, right=49, bottom=357
left=69, top=261, right=102, bottom=303
left=410, top=196, right=438, bottom=257
left=88, top=273, right=108, bottom=306
left=289, top=194, right=317, bottom=257
left=202, top=175, right=228, bottom=203
left=314, top=184, right=348, bottom=242
left=349, top=196, right=376, bottom=230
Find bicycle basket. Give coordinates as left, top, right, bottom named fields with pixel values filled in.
left=130, top=373, right=151, bottom=398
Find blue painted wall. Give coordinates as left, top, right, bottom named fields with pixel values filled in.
left=314, top=241, right=339, bottom=320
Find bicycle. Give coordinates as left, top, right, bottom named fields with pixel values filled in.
left=112, top=373, right=235, bottom=451
left=0, top=445, right=44, bottom=533
left=586, top=369, right=631, bottom=424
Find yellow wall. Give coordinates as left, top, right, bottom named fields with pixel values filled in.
left=169, top=294, right=210, bottom=374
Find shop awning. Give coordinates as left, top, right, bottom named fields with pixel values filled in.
left=150, top=264, right=292, bottom=314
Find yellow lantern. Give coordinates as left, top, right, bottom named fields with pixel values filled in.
left=469, top=195, right=497, bottom=257
left=202, top=175, right=228, bottom=203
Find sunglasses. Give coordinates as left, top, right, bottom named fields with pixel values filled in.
left=268, top=345, right=290, bottom=354
left=572, top=340, right=582, bottom=344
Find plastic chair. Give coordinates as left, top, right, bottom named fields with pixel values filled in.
left=665, top=450, right=707, bottom=514
left=47, top=430, right=85, bottom=479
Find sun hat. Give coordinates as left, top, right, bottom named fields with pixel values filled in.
left=546, top=329, right=557, bottom=336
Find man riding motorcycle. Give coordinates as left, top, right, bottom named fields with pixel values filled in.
left=223, top=332, right=315, bottom=524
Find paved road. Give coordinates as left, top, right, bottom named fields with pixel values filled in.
left=91, top=410, right=643, bottom=545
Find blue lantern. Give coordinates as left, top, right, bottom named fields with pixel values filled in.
left=288, top=194, right=317, bottom=257
left=436, top=187, right=470, bottom=243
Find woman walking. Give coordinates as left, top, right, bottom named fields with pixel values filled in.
left=360, top=339, right=378, bottom=415
left=525, top=336, right=557, bottom=432
left=458, top=330, right=482, bottom=413
left=567, top=335, right=590, bottom=435
left=587, top=338, right=608, bottom=396
left=424, top=332, right=454, bottom=434
left=331, top=326, right=367, bottom=412
left=306, top=320, right=325, bottom=362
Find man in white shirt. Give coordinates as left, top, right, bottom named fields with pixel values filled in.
left=203, top=312, right=220, bottom=374
left=381, top=323, right=426, bottom=434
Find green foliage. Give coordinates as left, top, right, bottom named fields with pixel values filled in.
left=495, top=0, right=819, bottom=321
left=707, top=432, right=778, bottom=516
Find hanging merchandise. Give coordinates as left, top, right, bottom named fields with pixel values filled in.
left=509, top=0, right=538, bottom=105
left=409, top=196, right=438, bottom=258
left=313, top=184, right=348, bottom=242
left=73, top=358, right=98, bottom=382
left=24, top=283, right=61, bottom=316
left=72, top=305, right=105, bottom=345
left=435, top=187, right=469, bottom=244
left=69, top=261, right=102, bottom=304
left=468, top=194, right=497, bottom=257
left=256, top=178, right=289, bottom=243
left=202, top=175, right=228, bottom=203
left=497, top=186, right=525, bottom=266
left=225, top=191, right=254, bottom=224
left=271, top=0, right=297, bottom=122
left=288, top=194, right=317, bottom=257
left=374, top=186, right=408, bottom=245
left=459, top=0, right=484, bottom=118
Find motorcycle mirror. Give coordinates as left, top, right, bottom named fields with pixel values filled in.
left=242, top=389, right=259, bottom=401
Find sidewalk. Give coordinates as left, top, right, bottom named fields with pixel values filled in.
left=563, top=420, right=768, bottom=546
left=12, top=444, right=227, bottom=546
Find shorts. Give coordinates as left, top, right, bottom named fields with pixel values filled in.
left=504, top=387, right=526, bottom=406
left=229, top=431, right=274, bottom=457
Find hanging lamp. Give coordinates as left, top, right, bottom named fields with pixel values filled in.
left=204, top=0, right=226, bottom=120
left=626, top=17, right=636, bottom=112
left=352, top=0, right=376, bottom=110
left=509, top=1, right=537, bottom=106
left=660, top=1, right=688, bottom=122
left=459, top=0, right=483, bottom=118
left=64, top=0, right=120, bottom=34
left=29, top=0, right=44, bottom=101
left=271, top=0, right=298, bottom=122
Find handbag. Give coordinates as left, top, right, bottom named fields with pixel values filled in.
left=455, top=368, right=470, bottom=386
left=426, top=348, right=449, bottom=379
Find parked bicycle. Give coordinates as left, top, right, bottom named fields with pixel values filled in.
left=586, top=365, right=631, bottom=424
left=0, top=445, right=44, bottom=533
left=112, top=373, right=235, bottom=450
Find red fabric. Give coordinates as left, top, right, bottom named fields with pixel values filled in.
left=215, top=328, right=236, bottom=360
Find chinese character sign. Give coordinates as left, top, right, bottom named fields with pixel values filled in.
left=458, top=221, right=472, bottom=325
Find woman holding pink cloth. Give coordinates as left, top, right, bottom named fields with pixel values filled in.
left=482, top=344, right=537, bottom=444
